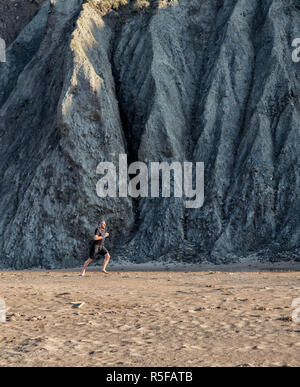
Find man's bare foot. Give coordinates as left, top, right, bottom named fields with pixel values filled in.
left=80, top=272, right=85, bottom=277
left=102, top=270, right=108, bottom=274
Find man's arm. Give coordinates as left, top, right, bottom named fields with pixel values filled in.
left=93, top=229, right=103, bottom=241
left=93, top=231, right=109, bottom=240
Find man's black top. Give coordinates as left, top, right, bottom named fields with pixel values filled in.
left=93, top=227, right=105, bottom=248
left=89, top=227, right=108, bottom=259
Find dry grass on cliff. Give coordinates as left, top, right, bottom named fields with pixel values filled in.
left=91, top=0, right=152, bottom=14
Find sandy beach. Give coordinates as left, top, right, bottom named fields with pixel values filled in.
left=0, top=263, right=300, bottom=367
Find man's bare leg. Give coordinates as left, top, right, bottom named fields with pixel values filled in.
left=102, top=253, right=110, bottom=273
left=80, top=258, right=93, bottom=276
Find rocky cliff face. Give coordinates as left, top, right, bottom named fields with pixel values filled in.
left=0, top=0, right=43, bottom=46
left=0, top=0, right=299, bottom=268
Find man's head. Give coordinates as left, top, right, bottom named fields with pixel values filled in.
left=99, top=220, right=106, bottom=229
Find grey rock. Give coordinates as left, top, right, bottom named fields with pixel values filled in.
left=0, top=0, right=299, bottom=268
left=71, top=302, right=85, bottom=309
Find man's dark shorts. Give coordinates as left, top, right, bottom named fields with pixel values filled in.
left=89, top=244, right=109, bottom=260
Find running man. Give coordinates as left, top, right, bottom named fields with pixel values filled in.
left=80, top=220, right=110, bottom=276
